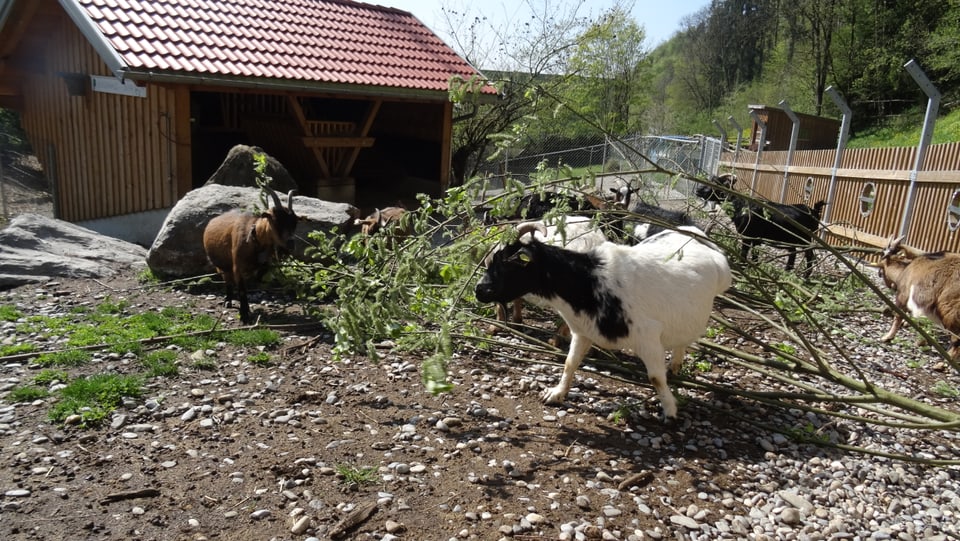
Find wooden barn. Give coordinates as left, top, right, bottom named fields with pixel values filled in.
left=0, top=0, right=495, bottom=241
left=748, top=104, right=841, bottom=151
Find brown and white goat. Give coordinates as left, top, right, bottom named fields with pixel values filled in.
left=202, top=188, right=298, bottom=324
left=877, top=235, right=960, bottom=359
left=354, top=207, right=411, bottom=236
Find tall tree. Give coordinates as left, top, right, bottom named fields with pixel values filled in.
left=439, top=0, right=590, bottom=184
left=671, top=0, right=777, bottom=112
left=561, top=3, right=650, bottom=134
left=782, top=0, right=841, bottom=115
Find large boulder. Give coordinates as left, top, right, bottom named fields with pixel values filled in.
left=0, top=214, right=147, bottom=288
left=146, top=184, right=358, bottom=278
left=204, top=144, right=299, bottom=192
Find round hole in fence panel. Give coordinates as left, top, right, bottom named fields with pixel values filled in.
left=804, top=177, right=815, bottom=202
left=859, top=182, right=877, bottom=217
left=948, top=189, right=960, bottom=232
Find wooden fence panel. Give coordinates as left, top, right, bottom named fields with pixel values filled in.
left=720, top=140, right=960, bottom=256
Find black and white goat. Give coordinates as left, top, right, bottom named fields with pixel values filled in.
left=877, top=235, right=960, bottom=359
left=475, top=222, right=732, bottom=419
left=609, top=184, right=696, bottom=243
left=695, top=173, right=825, bottom=277
left=485, top=215, right=607, bottom=332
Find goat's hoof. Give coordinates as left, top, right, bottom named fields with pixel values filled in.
left=659, top=411, right=678, bottom=424
left=541, top=387, right=566, bottom=405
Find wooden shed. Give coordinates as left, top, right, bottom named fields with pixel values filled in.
left=748, top=104, right=841, bottom=151
left=0, top=0, right=495, bottom=229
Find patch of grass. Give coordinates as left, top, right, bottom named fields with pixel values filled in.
left=137, top=268, right=160, bottom=284
left=335, top=464, right=378, bottom=486
left=6, top=386, right=49, bottom=403
left=7, top=289, right=289, bottom=428
left=225, top=329, right=281, bottom=347
left=48, top=374, right=143, bottom=426
left=192, top=356, right=218, bottom=371
left=0, top=343, right=36, bottom=357
left=33, top=369, right=69, bottom=385
left=33, top=349, right=92, bottom=367
left=142, top=350, right=179, bottom=378
left=246, top=351, right=272, bottom=365
left=0, top=305, right=22, bottom=322
left=932, top=380, right=960, bottom=398
left=607, top=403, right=634, bottom=424
left=15, top=315, right=59, bottom=336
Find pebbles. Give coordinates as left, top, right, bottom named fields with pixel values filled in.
left=1, top=279, right=959, bottom=541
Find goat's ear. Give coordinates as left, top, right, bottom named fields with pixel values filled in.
left=512, top=249, right=533, bottom=266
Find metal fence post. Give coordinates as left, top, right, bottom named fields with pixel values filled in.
left=728, top=116, right=743, bottom=170
left=824, top=86, right=851, bottom=226
left=712, top=119, right=726, bottom=177
left=779, top=100, right=800, bottom=203
left=748, top=109, right=767, bottom=195
left=899, top=59, right=940, bottom=240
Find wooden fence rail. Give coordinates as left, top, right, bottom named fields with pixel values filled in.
left=719, top=141, right=960, bottom=257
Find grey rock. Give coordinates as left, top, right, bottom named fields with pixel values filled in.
left=0, top=214, right=147, bottom=288
left=204, top=145, right=299, bottom=192
left=145, top=184, right=357, bottom=278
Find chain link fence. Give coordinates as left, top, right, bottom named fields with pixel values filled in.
left=476, top=134, right=724, bottom=202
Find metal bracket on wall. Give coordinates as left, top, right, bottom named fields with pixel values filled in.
left=91, top=75, right=147, bottom=98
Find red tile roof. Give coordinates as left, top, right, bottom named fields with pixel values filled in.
left=64, top=0, right=494, bottom=98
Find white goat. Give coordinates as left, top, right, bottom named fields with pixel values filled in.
left=476, top=223, right=732, bottom=419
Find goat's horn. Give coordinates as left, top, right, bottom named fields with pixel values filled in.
left=887, top=235, right=906, bottom=250
left=516, top=221, right=547, bottom=239
left=286, top=190, right=296, bottom=212
left=265, top=186, right=282, bottom=209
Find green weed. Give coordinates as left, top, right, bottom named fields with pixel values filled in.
left=335, top=464, right=378, bottom=487
left=6, top=386, right=49, bottom=403
left=33, top=369, right=69, bottom=385
left=0, top=305, right=22, bottom=321
left=246, top=351, right=272, bottom=365
left=142, top=350, right=179, bottom=378
left=48, top=374, right=143, bottom=426
left=33, top=349, right=92, bottom=367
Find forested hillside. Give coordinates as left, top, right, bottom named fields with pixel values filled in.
left=648, top=0, right=959, bottom=138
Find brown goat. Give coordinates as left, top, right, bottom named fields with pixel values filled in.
left=354, top=207, right=410, bottom=236
left=877, top=235, right=960, bottom=359
left=202, top=188, right=298, bottom=324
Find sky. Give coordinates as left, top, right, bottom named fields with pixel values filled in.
left=371, top=0, right=712, bottom=49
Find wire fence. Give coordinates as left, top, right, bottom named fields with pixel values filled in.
left=476, top=134, right=724, bottom=202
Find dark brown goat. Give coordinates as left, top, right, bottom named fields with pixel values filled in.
left=877, top=235, right=960, bottom=359
left=202, top=188, right=298, bottom=323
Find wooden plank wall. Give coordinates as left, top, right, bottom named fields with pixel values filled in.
left=18, top=18, right=183, bottom=222
left=720, top=141, right=960, bottom=255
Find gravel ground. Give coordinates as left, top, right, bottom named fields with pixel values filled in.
left=1, top=155, right=959, bottom=540
left=0, top=266, right=959, bottom=541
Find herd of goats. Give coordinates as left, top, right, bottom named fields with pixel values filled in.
left=198, top=173, right=960, bottom=420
